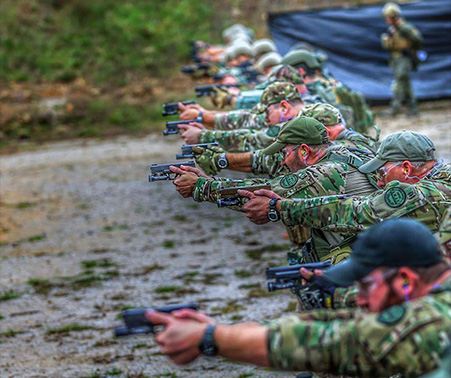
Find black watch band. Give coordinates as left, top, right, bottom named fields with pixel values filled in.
left=197, top=112, right=204, bottom=123
left=268, top=198, right=281, bottom=222
left=198, top=325, right=218, bottom=356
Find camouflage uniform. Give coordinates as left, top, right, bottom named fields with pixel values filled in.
left=192, top=144, right=378, bottom=263
left=250, top=126, right=377, bottom=179
left=213, top=110, right=268, bottom=131
left=279, top=163, right=451, bottom=236
left=381, top=16, right=423, bottom=114
left=307, top=80, right=355, bottom=126
left=198, top=124, right=280, bottom=152
left=203, top=103, right=377, bottom=155
left=266, top=276, right=451, bottom=376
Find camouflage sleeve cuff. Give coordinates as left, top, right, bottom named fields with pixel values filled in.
left=198, top=130, right=216, bottom=144
left=192, top=177, right=222, bottom=203
left=279, top=199, right=299, bottom=227
left=333, top=286, right=358, bottom=309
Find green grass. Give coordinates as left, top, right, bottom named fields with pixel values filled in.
left=161, top=240, right=175, bottom=249
left=47, top=323, right=94, bottom=335
left=81, top=258, right=117, bottom=269
left=0, top=329, right=22, bottom=337
left=0, top=0, right=218, bottom=84
left=154, top=286, right=181, bottom=294
left=27, top=233, right=47, bottom=242
left=15, top=201, right=37, bottom=209
left=0, top=290, right=20, bottom=301
left=234, top=269, right=252, bottom=278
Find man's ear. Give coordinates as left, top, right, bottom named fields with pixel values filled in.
left=402, top=161, right=413, bottom=176
left=393, top=267, right=419, bottom=298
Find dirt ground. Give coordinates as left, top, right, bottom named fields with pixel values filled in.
left=0, top=101, right=450, bottom=378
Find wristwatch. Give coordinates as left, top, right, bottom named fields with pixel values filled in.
left=217, top=153, right=229, bottom=169
left=198, top=324, right=218, bottom=356
left=268, top=198, right=281, bottom=222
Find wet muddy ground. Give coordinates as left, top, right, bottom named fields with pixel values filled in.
left=1, top=102, right=450, bottom=378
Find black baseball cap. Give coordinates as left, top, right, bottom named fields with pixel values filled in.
left=324, top=219, right=443, bottom=287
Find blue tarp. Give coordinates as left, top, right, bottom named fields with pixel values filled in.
left=268, top=0, right=451, bottom=101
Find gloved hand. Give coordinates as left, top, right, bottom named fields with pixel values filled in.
left=192, top=144, right=225, bottom=176
left=297, top=274, right=338, bottom=310
left=211, top=86, right=232, bottom=108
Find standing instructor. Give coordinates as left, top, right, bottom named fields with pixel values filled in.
left=381, top=2, right=423, bottom=116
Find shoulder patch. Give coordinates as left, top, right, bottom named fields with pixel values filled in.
left=384, top=187, right=407, bottom=208
left=279, top=174, right=299, bottom=188
left=266, top=125, right=280, bottom=137
left=377, top=304, right=406, bottom=325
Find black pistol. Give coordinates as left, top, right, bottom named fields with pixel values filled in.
left=162, top=100, right=196, bottom=116
left=149, top=161, right=196, bottom=181
left=217, top=183, right=271, bottom=207
left=195, top=84, right=239, bottom=97
left=266, top=261, right=332, bottom=292
left=176, top=142, right=219, bottom=159
left=115, top=302, right=199, bottom=337
left=164, top=116, right=203, bottom=136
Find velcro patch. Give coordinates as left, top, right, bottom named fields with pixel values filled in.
left=384, top=187, right=407, bottom=208
left=279, top=174, right=299, bottom=188
left=377, top=304, right=406, bottom=325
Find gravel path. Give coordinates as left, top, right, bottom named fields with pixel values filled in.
left=1, top=103, right=450, bottom=378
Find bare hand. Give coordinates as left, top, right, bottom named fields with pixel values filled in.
left=172, top=308, right=216, bottom=325
left=170, top=165, right=199, bottom=198
left=239, top=189, right=282, bottom=225
left=178, top=103, right=200, bottom=120
left=178, top=124, right=203, bottom=145
left=299, top=267, right=324, bottom=285
left=145, top=311, right=208, bottom=365
left=179, top=103, right=206, bottom=113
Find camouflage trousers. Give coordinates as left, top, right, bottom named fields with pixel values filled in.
left=390, top=55, right=417, bottom=114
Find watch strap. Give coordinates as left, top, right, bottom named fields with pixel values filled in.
left=198, top=324, right=218, bottom=356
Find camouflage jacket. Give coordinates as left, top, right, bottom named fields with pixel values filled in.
left=382, top=19, right=423, bottom=55
left=334, top=128, right=379, bottom=155
left=250, top=130, right=376, bottom=178
left=280, top=163, right=451, bottom=235
left=307, top=80, right=355, bottom=126
left=266, top=276, right=451, bottom=376
left=198, top=125, right=279, bottom=152
left=213, top=110, right=268, bottom=130
left=192, top=145, right=377, bottom=260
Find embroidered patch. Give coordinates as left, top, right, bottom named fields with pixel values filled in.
left=279, top=174, right=299, bottom=188
left=377, top=305, right=406, bottom=325
left=384, top=187, right=407, bottom=208
left=266, top=125, right=280, bottom=138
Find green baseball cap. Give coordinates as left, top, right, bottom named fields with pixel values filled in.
left=324, top=219, right=443, bottom=287
left=281, top=50, right=321, bottom=69
left=300, top=103, right=342, bottom=126
left=359, top=131, right=436, bottom=173
left=267, top=64, right=304, bottom=85
left=262, top=116, right=330, bottom=155
left=252, top=81, right=301, bottom=114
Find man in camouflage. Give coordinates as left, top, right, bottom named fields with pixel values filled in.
left=192, top=102, right=377, bottom=177
left=381, top=2, right=423, bottom=116
left=182, top=81, right=306, bottom=151
left=177, top=65, right=309, bottom=136
left=242, top=131, right=450, bottom=241
left=171, top=117, right=378, bottom=264
left=145, top=219, right=451, bottom=377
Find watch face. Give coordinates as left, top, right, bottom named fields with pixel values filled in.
left=268, top=209, right=280, bottom=222
left=217, top=157, right=228, bottom=169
